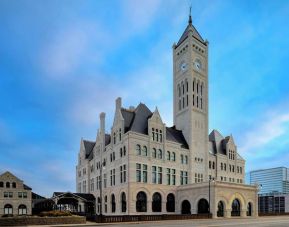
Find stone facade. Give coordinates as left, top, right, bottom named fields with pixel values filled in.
left=0, top=171, right=32, bottom=216
left=76, top=15, right=258, bottom=218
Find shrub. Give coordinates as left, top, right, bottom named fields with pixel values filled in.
left=39, top=210, right=72, bottom=217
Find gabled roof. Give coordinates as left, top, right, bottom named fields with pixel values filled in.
left=166, top=126, right=189, bottom=149
left=105, top=134, right=111, bottom=146
left=121, top=103, right=152, bottom=134
left=83, top=140, right=95, bottom=159
left=120, top=104, right=188, bottom=148
left=176, top=21, right=206, bottom=47
left=53, top=192, right=95, bottom=202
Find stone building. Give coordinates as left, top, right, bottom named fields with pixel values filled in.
left=76, top=14, right=258, bottom=218
left=0, top=171, right=32, bottom=216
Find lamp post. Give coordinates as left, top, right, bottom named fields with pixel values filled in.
left=208, top=178, right=214, bottom=218
left=99, top=160, right=106, bottom=223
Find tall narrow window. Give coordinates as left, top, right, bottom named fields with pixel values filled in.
left=119, top=128, right=122, bottom=141
left=136, top=164, right=141, bottom=182
left=136, top=144, right=141, bottom=155
left=142, top=146, right=148, bottom=156
left=152, top=128, right=155, bottom=140
left=178, top=84, right=181, bottom=97
left=121, top=192, right=127, bottom=213
left=143, top=164, right=148, bottom=183
left=111, top=194, right=116, bottom=213
left=186, top=80, right=188, bottom=92
left=166, top=151, right=171, bottom=160
left=158, top=149, right=163, bottom=159
left=171, top=152, right=176, bottom=161
left=152, top=192, right=162, bottom=212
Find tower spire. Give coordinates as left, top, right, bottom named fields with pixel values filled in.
left=188, top=5, right=192, bottom=25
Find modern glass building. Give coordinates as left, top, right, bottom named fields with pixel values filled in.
left=248, top=167, right=289, bottom=194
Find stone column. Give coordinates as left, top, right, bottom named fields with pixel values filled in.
left=162, top=201, right=166, bottom=213
left=224, top=209, right=231, bottom=218
left=241, top=209, right=247, bottom=217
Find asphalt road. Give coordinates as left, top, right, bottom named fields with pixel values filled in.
left=30, top=216, right=289, bottom=227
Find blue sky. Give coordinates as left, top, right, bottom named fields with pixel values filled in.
left=0, top=0, right=289, bottom=197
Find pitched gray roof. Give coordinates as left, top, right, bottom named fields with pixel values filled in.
left=209, top=129, right=226, bottom=155
left=121, top=103, right=152, bottom=134
left=83, top=140, right=95, bottom=160
left=105, top=134, right=111, bottom=146
left=176, top=23, right=206, bottom=47
left=121, top=104, right=188, bottom=148
left=166, top=126, right=189, bottom=149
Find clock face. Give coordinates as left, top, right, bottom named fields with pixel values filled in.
left=180, top=61, right=187, bottom=71
left=194, top=59, right=202, bottom=70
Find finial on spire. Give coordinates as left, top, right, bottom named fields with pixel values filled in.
left=188, top=5, right=192, bottom=25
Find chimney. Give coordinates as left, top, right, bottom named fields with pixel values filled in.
left=116, top=97, right=122, bottom=111
left=99, top=112, right=105, bottom=134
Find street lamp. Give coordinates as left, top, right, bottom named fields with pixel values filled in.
left=99, top=159, right=106, bottom=223
left=208, top=177, right=215, bottom=218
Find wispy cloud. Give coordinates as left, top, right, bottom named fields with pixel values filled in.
left=239, top=103, right=289, bottom=154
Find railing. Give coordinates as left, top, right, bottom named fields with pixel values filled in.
left=259, top=212, right=289, bottom=216
left=93, top=214, right=212, bottom=223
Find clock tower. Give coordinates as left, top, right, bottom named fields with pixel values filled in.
left=173, top=14, right=209, bottom=183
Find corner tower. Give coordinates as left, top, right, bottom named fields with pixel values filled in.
left=173, top=14, right=209, bottom=183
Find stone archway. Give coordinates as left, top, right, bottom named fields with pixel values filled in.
left=247, top=202, right=252, bottom=216
left=197, top=198, right=209, bottom=214
left=217, top=201, right=224, bottom=217
left=231, top=199, right=241, bottom=217
left=181, top=200, right=191, bottom=214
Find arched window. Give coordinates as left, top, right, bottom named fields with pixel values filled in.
left=121, top=192, right=127, bottom=213
left=166, top=193, right=175, bottom=212
left=120, top=148, right=123, bottom=157
left=178, top=84, right=181, bottom=97
left=4, top=204, right=13, bottom=215
left=171, top=152, right=176, bottom=161
left=123, top=146, right=126, bottom=156
left=111, top=194, right=116, bottom=213
left=18, top=204, right=27, bottom=215
left=152, top=192, right=162, bottom=212
left=198, top=199, right=209, bottom=214
left=193, top=80, right=195, bottom=92
left=136, top=191, right=147, bottom=212
left=166, top=151, right=170, bottom=161
left=247, top=202, right=252, bottom=216
left=178, top=100, right=181, bottom=110
left=217, top=201, right=224, bottom=217
left=231, top=199, right=241, bottom=216
left=158, top=149, right=162, bottom=159
left=113, top=132, right=116, bottom=144
left=142, top=146, right=147, bottom=156
left=201, top=84, right=203, bottom=96
left=197, top=82, right=199, bottom=94
left=182, top=82, right=185, bottom=95
left=136, top=144, right=141, bottom=155
left=6, top=182, right=10, bottom=188
left=119, top=128, right=122, bottom=141
left=0, top=181, right=3, bottom=187
left=12, top=182, right=16, bottom=188
left=152, top=128, right=155, bottom=140
left=104, top=196, right=107, bottom=213
left=186, top=80, right=188, bottom=92
left=152, top=148, right=157, bottom=158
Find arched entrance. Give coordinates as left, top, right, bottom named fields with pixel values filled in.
left=181, top=200, right=191, bottom=214
left=247, top=202, right=252, bottom=216
left=166, top=193, right=175, bottom=212
left=198, top=198, right=209, bottom=214
left=136, top=191, right=147, bottom=212
left=217, top=201, right=224, bottom=217
left=121, top=192, right=126, bottom=213
left=231, top=199, right=241, bottom=216
left=152, top=192, right=162, bottom=212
